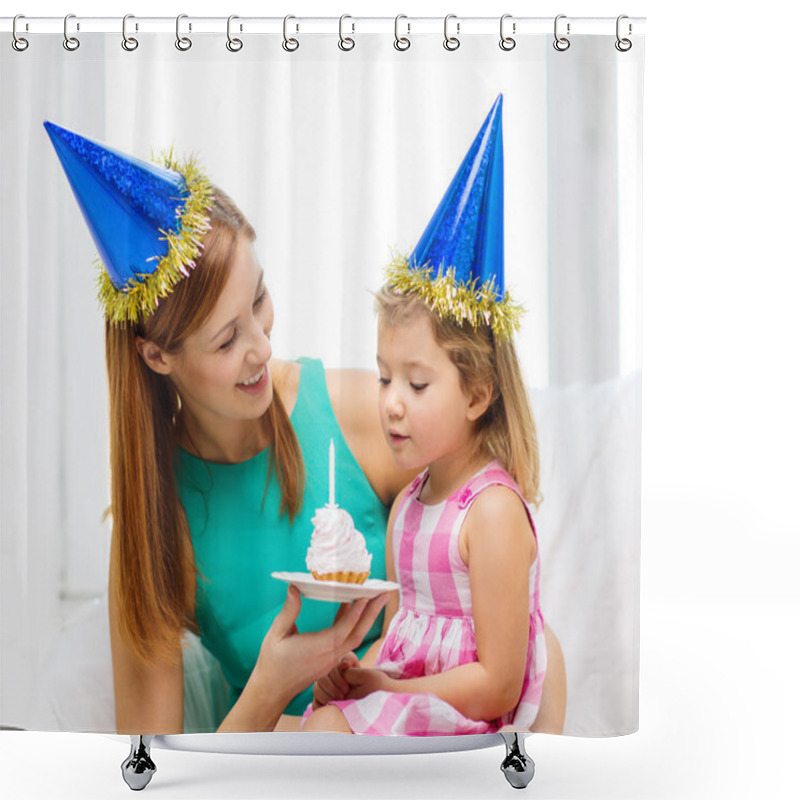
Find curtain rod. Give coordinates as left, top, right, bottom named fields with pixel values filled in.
left=2, top=15, right=646, bottom=37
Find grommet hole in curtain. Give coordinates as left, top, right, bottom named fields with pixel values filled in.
left=63, top=13, right=79, bottom=51
left=121, top=14, right=138, bottom=52
left=12, top=14, right=29, bottom=51
left=226, top=15, right=243, bottom=52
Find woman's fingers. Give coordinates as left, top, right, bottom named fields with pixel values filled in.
left=312, top=680, right=335, bottom=709
left=313, top=650, right=363, bottom=708
left=318, top=665, right=348, bottom=699
left=330, top=599, right=366, bottom=649
left=324, top=669, right=347, bottom=698
left=271, top=586, right=302, bottom=639
left=339, top=652, right=360, bottom=672
left=341, top=593, right=388, bottom=652
left=332, top=596, right=366, bottom=626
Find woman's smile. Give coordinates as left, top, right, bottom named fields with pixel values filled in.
left=237, top=364, right=269, bottom=395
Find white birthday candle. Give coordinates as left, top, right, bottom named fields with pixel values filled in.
left=329, top=439, right=335, bottom=507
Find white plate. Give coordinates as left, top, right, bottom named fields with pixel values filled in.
left=271, top=571, right=399, bottom=603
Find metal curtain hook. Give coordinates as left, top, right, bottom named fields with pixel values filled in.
left=443, top=14, right=460, bottom=51
left=499, top=14, right=516, bottom=51
left=227, top=15, right=243, bottom=52
left=283, top=15, right=299, bottom=52
left=176, top=14, right=192, bottom=51
left=338, top=14, right=355, bottom=51
left=122, top=14, right=138, bottom=51
left=615, top=15, right=632, bottom=52
left=553, top=14, right=570, bottom=51
left=394, top=14, right=410, bottom=51
left=63, top=13, right=80, bottom=51
left=12, top=14, right=29, bottom=51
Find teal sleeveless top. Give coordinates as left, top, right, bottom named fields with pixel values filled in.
left=175, top=357, right=389, bottom=718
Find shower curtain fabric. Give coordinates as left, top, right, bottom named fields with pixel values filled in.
left=0, top=27, right=643, bottom=738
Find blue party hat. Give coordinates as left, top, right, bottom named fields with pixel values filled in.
left=44, top=121, right=213, bottom=325
left=386, top=95, right=521, bottom=340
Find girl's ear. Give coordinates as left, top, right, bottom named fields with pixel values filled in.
left=135, top=337, right=173, bottom=376
left=466, top=380, right=493, bottom=422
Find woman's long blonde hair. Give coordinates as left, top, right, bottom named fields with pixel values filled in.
left=107, top=188, right=304, bottom=664
left=376, top=285, right=541, bottom=506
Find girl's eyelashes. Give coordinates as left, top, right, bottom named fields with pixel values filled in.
left=377, top=375, right=427, bottom=391
left=254, top=287, right=267, bottom=307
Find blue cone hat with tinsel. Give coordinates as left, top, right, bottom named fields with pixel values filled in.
left=44, top=121, right=213, bottom=325
left=386, top=94, right=521, bottom=340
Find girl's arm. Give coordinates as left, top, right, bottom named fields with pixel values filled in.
left=326, top=369, right=418, bottom=505
left=345, top=486, right=535, bottom=722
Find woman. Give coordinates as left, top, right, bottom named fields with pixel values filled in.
left=45, top=122, right=565, bottom=734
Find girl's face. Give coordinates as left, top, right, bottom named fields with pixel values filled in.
left=376, top=312, right=482, bottom=473
left=154, top=235, right=274, bottom=431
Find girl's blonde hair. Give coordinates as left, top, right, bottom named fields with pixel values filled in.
left=376, top=285, right=541, bottom=506
left=107, top=188, right=304, bottom=664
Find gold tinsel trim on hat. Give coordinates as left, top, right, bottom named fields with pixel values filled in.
left=96, top=149, right=214, bottom=326
left=384, top=253, right=524, bottom=342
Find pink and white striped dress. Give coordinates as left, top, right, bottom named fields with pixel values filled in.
left=328, top=460, right=547, bottom=736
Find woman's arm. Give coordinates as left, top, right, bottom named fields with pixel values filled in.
left=109, top=585, right=184, bottom=734
left=345, top=486, right=535, bottom=722
left=326, top=369, right=417, bottom=505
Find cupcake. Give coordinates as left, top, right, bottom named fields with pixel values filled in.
left=306, top=505, right=372, bottom=584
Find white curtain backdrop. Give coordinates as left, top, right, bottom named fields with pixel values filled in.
left=1, top=29, right=643, bottom=734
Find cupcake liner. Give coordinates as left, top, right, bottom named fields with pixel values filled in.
left=311, top=571, right=370, bottom=585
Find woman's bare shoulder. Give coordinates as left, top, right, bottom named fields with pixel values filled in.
left=325, top=368, right=379, bottom=424
left=324, top=368, right=416, bottom=505
left=271, top=358, right=301, bottom=412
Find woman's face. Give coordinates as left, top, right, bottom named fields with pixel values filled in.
left=159, top=235, right=275, bottom=431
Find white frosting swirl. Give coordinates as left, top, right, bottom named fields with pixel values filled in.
left=306, top=505, right=372, bottom=575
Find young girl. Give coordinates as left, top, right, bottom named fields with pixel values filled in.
left=303, top=95, right=549, bottom=736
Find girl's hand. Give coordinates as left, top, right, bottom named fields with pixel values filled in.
left=312, top=652, right=360, bottom=710
left=341, top=666, right=394, bottom=700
